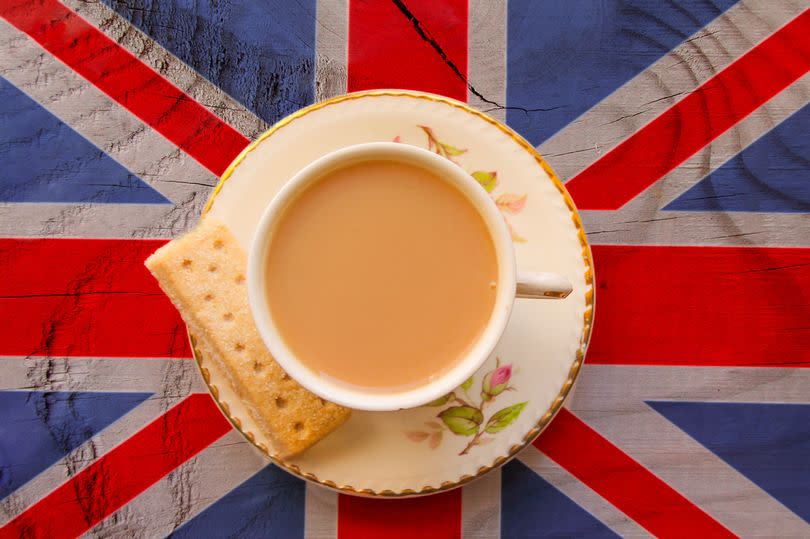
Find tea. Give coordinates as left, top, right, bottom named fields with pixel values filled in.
left=265, top=159, right=498, bottom=391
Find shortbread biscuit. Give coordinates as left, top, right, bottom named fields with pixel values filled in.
left=146, top=217, right=350, bottom=457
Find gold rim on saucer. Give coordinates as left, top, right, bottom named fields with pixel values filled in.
left=191, top=89, right=594, bottom=497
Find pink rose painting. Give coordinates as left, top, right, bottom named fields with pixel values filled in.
left=405, top=358, right=527, bottom=455
left=482, top=364, right=512, bottom=400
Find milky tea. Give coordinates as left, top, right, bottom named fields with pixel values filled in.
left=265, top=159, right=498, bottom=391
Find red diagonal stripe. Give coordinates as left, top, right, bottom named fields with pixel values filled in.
left=535, top=409, right=735, bottom=538
left=566, top=8, right=810, bottom=209
left=0, top=0, right=249, bottom=176
left=0, top=393, right=231, bottom=539
left=0, top=238, right=190, bottom=358
left=588, top=245, right=810, bottom=367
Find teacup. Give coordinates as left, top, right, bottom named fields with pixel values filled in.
left=248, top=142, right=572, bottom=411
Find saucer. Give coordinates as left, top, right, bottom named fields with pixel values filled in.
left=194, top=90, right=594, bottom=496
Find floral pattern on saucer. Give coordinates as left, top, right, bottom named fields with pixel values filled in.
left=405, top=358, right=527, bottom=456
left=203, top=90, right=592, bottom=496
left=396, top=125, right=529, bottom=242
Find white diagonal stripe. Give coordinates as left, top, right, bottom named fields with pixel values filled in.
left=517, top=446, right=651, bottom=538
left=0, top=18, right=214, bottom=238
left=572, top=403, right=810, bottom=537
left=83, top=431, right=269, bottom=538
left=538, top=0, right=808, bottom=182
left=0, top=391, right=196, bottom=525
left=579, top=73, right=810, bottom=247
left=569, top=364, right=810, bottom=536
left=0, top=356, right=204, bottom=524
left=62, top=0, right=268, bottom=140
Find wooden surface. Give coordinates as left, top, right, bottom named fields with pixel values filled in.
left=0, top=0, right=809, bottom=537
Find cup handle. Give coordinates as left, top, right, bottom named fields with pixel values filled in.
left=516, top=271, right=573, bottom=299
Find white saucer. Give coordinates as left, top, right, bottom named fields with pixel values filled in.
left=195, top=90, right=594, bottom=497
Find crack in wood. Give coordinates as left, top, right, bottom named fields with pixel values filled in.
left=391, top=0, right=557, bottom=113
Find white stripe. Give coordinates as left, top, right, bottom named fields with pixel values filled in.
left=0, top=389, right=194, bottom=525
left=538, top=0, right=807, bottom=182
left=83, top=431, right=268, bottom=538
left=62, top=0, right=268, bottom=140
left=579, top=73, right=810, bottom=247
left=315, top=0, right=348, bottom=101
left=573, top=404, right=810, bottom=537
left=569, top=364, right=810, bottom=536
left=0, top=356, right=204, bottom=523
left=305, top=484, right=339, bottom=539
left=533, top=1, right=810, bottom=248
left=0, top=19, right=218, bottom=237
left=461, top=470, right=501, bottom=539
left=0, top=202, right=188, bottom=239
left=0, top=356, right=206, bottom=393
left=517, top=446, right=651, bottom=538
left=468, top=0, right=507, bottom=123
left=572, top=364, right=810, bottom=406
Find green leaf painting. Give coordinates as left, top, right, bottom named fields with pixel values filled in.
left=439, top=406, right=483, bottom=436
left=405, top=357, right=529, bottom=455
left=471, top=171, right=497, bottom=192
left=484, top=402, right=528, bottom=434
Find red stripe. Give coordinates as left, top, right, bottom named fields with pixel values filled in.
left=347, top=0, right=468, bottom=101
left=0, top=238, right=190, bottom=358
left=340, top=2, right=466, bottom=534
left=338, top=492, right=461, bottom=539
left=566, top=9, right=810, bottom=209
left=0, top=393, right=231, bottom=539
left=588, top=245, right=810, bottom=367
left=0, top=0, right=249, bottom=176
left=535, top=409, right=735, bottom=538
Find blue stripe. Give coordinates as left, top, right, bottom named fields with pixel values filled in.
left=665, top=102, right=810, bottom=212
left=506, top=0, right=738, bottom=146
left=103, top=0, right=317, bottom=125
left=171, top=464, right=305, bottom=538
left=0, top=391, right=152, bottom=500
left=0, top=78, right=168, bottom=204
left=649, top=401, right=810, bottom=524
left=501, top=461, right=620, bottom=538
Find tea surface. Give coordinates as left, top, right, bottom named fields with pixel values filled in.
left=266, top=159, right=498, bottom=390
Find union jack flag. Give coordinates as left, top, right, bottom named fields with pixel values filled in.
left=1, top=0, right=808, bottom=537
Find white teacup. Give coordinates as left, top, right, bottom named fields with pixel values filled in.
left=248, top=142, right=572, bottom=411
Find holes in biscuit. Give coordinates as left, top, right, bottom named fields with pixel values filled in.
left=275, top=397, right=287, bottom=408
left=223, top=312, right=233, bottom=321
left=234, top=274, right=245, bottom=284
left=213, top=239, right=224, bottom=249
left=253, top=361, right=263, bottom=372
left=293, top=422, right=304, bottom=432
left=204, top=293, right=213, bottom=301
left=181, top=259, right=192, bottom=268
left=234, top=342, right=245, bottom=352
left=318, top=398, right=326, bottom=406
left=281, top=372, right=290, bottom=381
left=208, top=264, right=217, bottom=272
